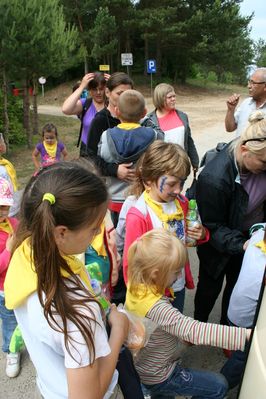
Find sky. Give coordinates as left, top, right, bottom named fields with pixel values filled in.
left=240, top=0, right=266, bottom=41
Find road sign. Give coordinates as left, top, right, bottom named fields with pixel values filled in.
left=147, top=59, right=156, bottom=74
left=121, top=53, right=133, bottom=66
left=99, top=65, right=110, bottom=71
left=38, top=77, right=46, bottom=85
left=38, top=76, right=46, bottom=97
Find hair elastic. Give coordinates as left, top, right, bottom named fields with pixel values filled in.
left=42, top=193, right=56, bottom=205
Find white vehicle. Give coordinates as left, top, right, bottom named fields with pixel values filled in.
left=238, top=268, right=266, bottom=398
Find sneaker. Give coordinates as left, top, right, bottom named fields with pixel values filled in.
left=6, top=352, right=21, bottom=378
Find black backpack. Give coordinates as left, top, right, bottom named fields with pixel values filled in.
left=76, top=97, right=93, bottom=147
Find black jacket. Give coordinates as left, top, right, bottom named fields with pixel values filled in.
left=196, top=144, right=266, bottom=279
left=85, top=108, right=120, bottom=177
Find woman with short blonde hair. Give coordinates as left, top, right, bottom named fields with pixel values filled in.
left=142, top=83, right=199, bottom=170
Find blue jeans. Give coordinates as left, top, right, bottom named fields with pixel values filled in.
left=172, top=288, right=185, bottom=313
left=143, top=364, right=228, bottom=399
left=0, top=295, right=17, bottom=353
left=220, top=319, right=248, bottom=389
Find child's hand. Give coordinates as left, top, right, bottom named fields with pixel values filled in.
left=187, top=223, right=206, bottom=241
left=6, top=234, right=15, bottom=252
left=108, top=304, right=129, bottom=339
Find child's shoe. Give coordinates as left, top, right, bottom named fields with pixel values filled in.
left=6, top=352, right=21, bottom=378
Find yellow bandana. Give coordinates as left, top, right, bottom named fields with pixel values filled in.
left=125, top=284, right=163, bottom=317
left=0, top=158, right=18, bottom=191
left=43, top=141, right=57, bottom=158
left=117, top=122, right=141, bottom=130
left=4, top=238, right=92, bottom=310
left=91, top=222, right=107, bottom=258
left=255, top=240, right=266, bottom=254
left=143, top=190, right=183, bottom=228
left=0, top=219, right=13, bottom=234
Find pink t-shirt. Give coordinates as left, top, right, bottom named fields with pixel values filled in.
left=158, top=110, right=185, bottom=148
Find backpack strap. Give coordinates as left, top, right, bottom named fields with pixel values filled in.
left=76, top=97, right=93, bottom=147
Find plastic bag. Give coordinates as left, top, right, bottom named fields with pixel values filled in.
left=118, top=307, right=157, bottom=356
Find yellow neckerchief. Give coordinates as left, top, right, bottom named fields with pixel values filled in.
left=43, top=141, right=57, bottom=158
left=0, top=157, right=18, bottom=191
left=90, top=221, right=107, bottom=257
left=143, top=190, right=183, bottom=227
left=4, top=238, right=92, bottom=310
left=125, top=283, right=163, bottom=317
left=117, top=122, right=141, bottom=130
left=255, top=240, right=266, bottom=254
left=0, top=218, right=13, bottom=234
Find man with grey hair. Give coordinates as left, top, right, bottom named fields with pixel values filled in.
left=225, top=67, right=266, bottom=137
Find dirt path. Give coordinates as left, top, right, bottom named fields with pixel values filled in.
left=1, top=89, right=244, bottom=398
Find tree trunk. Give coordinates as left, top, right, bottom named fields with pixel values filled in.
left=144, top=32, right=149, bottom=76
left=84, top=54, right=88, bottom=74
left=2, top=69, right=10, bottom=152
left=156, top=36, right=162, bottom=77
left=23, top=78, right=32, bottom=148
left=32, top=77, right=38, bottom=136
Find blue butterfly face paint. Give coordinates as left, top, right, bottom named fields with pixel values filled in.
left=159, top=176, right=167, bottom=193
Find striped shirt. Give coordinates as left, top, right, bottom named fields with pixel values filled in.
left=135, top=297, right=248, bottom=385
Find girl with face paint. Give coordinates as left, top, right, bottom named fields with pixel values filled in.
left=122, top=141, right=209, bottom=312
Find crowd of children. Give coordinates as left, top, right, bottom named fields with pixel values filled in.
left=0, top=74, right=265, bottom=399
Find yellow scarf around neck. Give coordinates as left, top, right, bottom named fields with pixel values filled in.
left=90, top=222, right=107, bottom=257
left=255, top=240, right=266, bottom=254
left=125, top=283, right=163, bottom=317
left=0, top=158, right=18, bottom=191
left=4, top=238, right=92, bottom=310
left=143, top=190, right=183, bottom=226
left=43, top=141, right=57, bottom=158
left=0, top=218, right=13, bottom=234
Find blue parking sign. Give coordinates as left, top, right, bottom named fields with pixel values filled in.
left=147, top=59, right=156, bottom=74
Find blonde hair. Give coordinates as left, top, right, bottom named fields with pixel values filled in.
left=128, top=229, right=187, bottom=296
left=153, top=83, right=175, bottom=111
left=230, top=111, right=266, bottom=154
left=118, top=89, right=145, bottom=122
left=129, top=141, right=191, bottom=198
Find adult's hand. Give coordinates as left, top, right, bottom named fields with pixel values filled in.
left=117, top=163, right=135, bottom=182
left=226, top=93, right=240, bottom=111
left=80, top=73, right=95, bottom=90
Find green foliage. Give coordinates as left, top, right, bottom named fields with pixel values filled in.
left=253, top=39, right=266, bottom=67
left=0, top=91, right=26, bottom=145
left=90, top=7, right=118, bottom=63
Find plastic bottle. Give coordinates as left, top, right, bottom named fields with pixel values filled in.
left=186, top=199, right=200, bottom=247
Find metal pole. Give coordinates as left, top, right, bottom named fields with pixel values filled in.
left=150, top=73, right=153, bottom=98
left=42, top=84, right=44, bottom=97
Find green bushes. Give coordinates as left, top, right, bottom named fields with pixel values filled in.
left=0, top=91, right=27, bottom=145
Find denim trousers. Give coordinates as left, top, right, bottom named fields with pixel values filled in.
left=0, top=295, right=17, bottom=353
left=172, top=288, right=185, bottom=313
left=143, top=364, right=228, bottom=399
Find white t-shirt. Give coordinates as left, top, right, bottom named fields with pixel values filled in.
left=15, top=288, right=118, bottom=399
left=228, top=226, right=266, bottom=327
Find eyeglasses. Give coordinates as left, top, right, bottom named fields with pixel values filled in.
left=248, top=79, right=266, bottom=85
left=242, top=137, right=266, bottom=145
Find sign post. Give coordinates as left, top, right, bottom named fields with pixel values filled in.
left=38, top=76, right=46, bottom=97
left=99, top=65, right=110, bottom=72
left=121, top=53, right=133, bottom=75
left=146, top=60, right=156, bottom=97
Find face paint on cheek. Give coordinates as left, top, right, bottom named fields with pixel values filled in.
left=159, top=176, right=167, bottom=193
